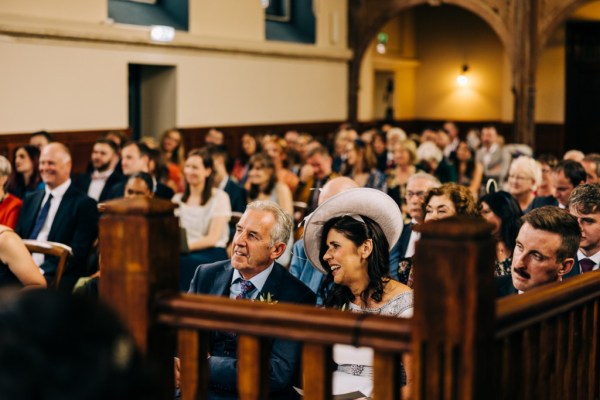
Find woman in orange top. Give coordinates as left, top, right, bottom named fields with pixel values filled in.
left=0, top=156, right=22, bottom=229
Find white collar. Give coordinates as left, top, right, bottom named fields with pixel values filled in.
left=45, top=179, right=71, bottom=199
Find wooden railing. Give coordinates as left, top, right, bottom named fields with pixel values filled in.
left=98, top=198, right=600, bottom=400
left=495, top=271, right=600, bottom=400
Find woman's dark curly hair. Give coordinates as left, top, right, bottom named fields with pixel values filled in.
left=479, top=190, right=522, bottom=252
left=422, top=183, right=479, bottom=218
left=319, top=215, right=390, bottom=309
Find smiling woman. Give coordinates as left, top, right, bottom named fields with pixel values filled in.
left=303, top=188, right=412, bottom=398
left=173, top=149, right=231, bottom=290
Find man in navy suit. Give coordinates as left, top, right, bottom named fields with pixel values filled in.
left=74, top=138, right=125, bottom=202
left=109, top=141, right=174, bottom=200
left=16, top=143, right=98, bottom=289
left=527, top=160, right=586, bottom=212
left=188, top=201, right=315, bottom=399
left=564, top=183, right=600, bottom=277
left=392, top=172, right=440, bottom=285
left=496, top=206, right=580, bottom=297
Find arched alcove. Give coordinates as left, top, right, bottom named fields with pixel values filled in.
left=348, top=0, right=512, bottom=127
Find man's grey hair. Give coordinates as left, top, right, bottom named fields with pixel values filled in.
left=0, top=156, right=11, bottom=180
left=407, top=171, right=441, bottom=188
left=246, top=201, right=293, bottom=245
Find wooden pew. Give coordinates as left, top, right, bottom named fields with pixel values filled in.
left=98, top=198, right=600, bottom=399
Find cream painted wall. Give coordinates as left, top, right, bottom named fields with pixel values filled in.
left=0, top=0, right=349, bottom=134
left=0, top=0, right=105, bottom=23
left=414, top=6, right=507, bottom=121
left=315, top=0, right=348, bottom=49
left=0, top=38, right=347, bottom=134
left=189, top=0, right=263, bottom=41
left=536, top=42, right=565, bottom=123
left=0, top=40, right=127, bottom=133
left=176, top=53, right=347, bottom=126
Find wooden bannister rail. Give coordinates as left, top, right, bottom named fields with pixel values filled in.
left=413, top=216, right=496, bottom=400
left=99, top=200, right=501, bottom=400
left=496, top=270, right=600, bottom=336
left=494, top=271, right=600, bottom=400
left=99, top=197, right=179, bottom=399
left=155, top=293, right=412, bottom=351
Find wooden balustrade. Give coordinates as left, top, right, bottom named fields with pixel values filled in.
left=495, top=271, right=600, bottom=400
left=98, top=198, right=600, bottom=399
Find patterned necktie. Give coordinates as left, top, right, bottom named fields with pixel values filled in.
left=29, top=194, right=53, bottom=239
left=236, top=279, right=255, bottom=300
left=580, top=258, right=596, bottom=273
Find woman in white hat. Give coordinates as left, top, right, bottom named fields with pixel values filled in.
left=304, top=188, right=412, bottom=398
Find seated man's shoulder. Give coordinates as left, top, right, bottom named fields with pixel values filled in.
left=188, top=260, right=231, bottom=294
left=276, top=264, right=316, bottom=304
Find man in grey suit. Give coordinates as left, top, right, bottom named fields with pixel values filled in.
left=188, top=201, right=315, bottom=399
left=476, top=126, right=509, bottom=185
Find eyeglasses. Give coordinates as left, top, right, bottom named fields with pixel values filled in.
left=406, top=191, right=426, bottom=199
left=508, top=174, right=531, bottom=181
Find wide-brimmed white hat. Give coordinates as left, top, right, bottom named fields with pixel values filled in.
left=303, top=188, right=403, bottom=274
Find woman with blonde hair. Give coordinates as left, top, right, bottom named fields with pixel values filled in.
left=386, top=139, right=417, bottom=212
left=506, top=156, right=541, bottom=212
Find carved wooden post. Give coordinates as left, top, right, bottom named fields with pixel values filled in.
left=98, top=197, right=179, bottom=397
left=412, top=216, right=495, bottom=400
left=512, top=0, right=538, bottom=147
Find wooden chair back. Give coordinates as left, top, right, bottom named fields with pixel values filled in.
left=22, top=239, right=72, bottom=288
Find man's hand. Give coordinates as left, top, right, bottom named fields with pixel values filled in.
left=299, top=164, right=315, bottom=183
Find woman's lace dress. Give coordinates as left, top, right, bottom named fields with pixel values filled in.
left=332, top=291, right=413, bottom=397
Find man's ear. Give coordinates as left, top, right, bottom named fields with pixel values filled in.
left=271, top=242, right=286, bottom=260
left=360, top=239, right=373, bottom=260
left=558, top=258, right=575, bottom=277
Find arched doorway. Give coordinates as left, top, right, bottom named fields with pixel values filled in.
left=348, top=0, right=511, bottom=129
left=356, top=4, right=511, bottom=137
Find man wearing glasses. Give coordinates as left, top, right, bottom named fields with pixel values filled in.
left=391, top=172, right=440, bottom=285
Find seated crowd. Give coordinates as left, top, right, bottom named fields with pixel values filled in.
left=0, top=124, right=599, bottom=399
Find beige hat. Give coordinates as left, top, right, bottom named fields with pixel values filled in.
left=303, top=188, right=403, bottom=274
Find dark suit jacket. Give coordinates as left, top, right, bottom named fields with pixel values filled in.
left=525, top=195, right=558, bottom=213
left=16, top=185, right=99, bottom=288
left=495, top=274, right=518, bottom=298
left=395, top=224, right=413, bottom=260
left=223, top=178, right=247, bottom=214
left=109, top=180, right=174, bottom=200
left=188, top=260, right=316, bottom=400
left=73, top=170, right=126, bottom=202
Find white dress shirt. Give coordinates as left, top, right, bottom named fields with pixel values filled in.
left=87, top=169, right=114, bottom=201
left=32, top=179, right=72, bottom=267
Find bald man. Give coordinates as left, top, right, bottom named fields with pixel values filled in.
left=289, top=177, right=362, bottom=304
left=16, top=143, right=98, bottom=289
